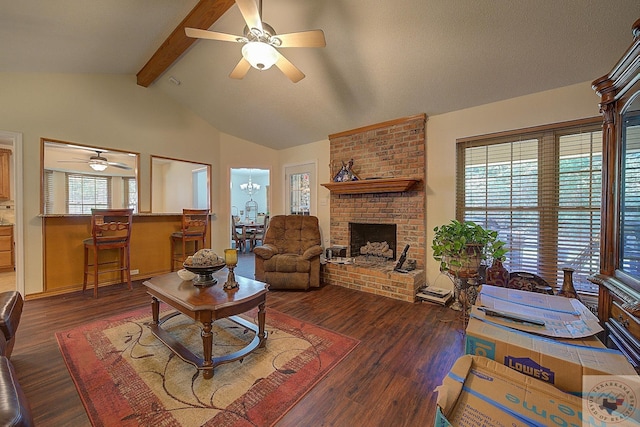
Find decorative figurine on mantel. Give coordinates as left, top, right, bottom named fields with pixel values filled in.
left=333, top=158, right=359, bottom=182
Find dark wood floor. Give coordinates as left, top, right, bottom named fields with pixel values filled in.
left=12, top=273, right=465, bottom=426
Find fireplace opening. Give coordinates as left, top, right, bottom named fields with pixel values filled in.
left=349, top=223, right=397, bottom=260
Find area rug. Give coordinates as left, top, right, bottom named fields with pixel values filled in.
left=56, top=307, right=359, bottom=427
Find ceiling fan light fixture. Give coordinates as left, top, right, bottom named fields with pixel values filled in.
left=242, top=41, right=278, bottom=70
left=89, top=158, right=108, bottom=171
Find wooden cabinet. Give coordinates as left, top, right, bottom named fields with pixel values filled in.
left=590, top=18, right=640, bottom=372
left=0, top=225, right=14, bottom=272
left=0, top=149, right=10, bottom=200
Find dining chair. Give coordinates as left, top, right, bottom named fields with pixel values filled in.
left=250, top=215, right=269, bottom=250
left=231, top=215, right=246, bottom=253
left=83, top=208, right=133, bottom=298
left=170, top=209, right=209, bottom=271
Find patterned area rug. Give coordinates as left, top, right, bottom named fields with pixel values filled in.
left=56, top=307, right=358, bottom=426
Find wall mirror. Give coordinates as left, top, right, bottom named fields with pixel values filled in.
left=151, top=155, right=211, bottom=213
left=41, top=139, right=139, bottom=214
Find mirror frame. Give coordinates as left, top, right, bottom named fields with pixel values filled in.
left=150, top=155, right=211, bottom=214
left=41, top=138, right=140, bottom=215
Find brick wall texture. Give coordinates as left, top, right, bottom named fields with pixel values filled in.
left=322, top=114, right=427, bottom=302
left=328, top=114, right=426, bottom=268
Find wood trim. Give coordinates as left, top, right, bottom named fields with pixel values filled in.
left=456, top=117, right=601, bottom=144
left=321, top=178, right=420, bottom=195
left=136, top=0, right=236, bottom=87
left=328, top=114, right=427, bottom=140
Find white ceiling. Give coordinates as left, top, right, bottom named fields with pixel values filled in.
left=1, top=1, right=639, bottom=150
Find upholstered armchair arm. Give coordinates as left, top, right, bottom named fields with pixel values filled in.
left=254, top=244, right=279, bottom=260
left=301, top=245, right=323, bottom=260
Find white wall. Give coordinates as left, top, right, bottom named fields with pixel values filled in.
left=425, top=81, right=602, bottom=289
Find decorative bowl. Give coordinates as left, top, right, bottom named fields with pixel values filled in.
left=183, top=257, right=226, bottom=287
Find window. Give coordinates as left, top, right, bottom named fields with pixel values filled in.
left=289, top=172, right=311, bottom=215
left=124, top=177, right=137, bottom=213
left=285, top=162, right=316, bottom=216
left=66, top=173, right=111, bottom=214
left=457, top=119, right=602, bottom=293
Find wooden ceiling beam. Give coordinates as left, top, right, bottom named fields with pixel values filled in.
left=136, top=0, right=236, bottom=87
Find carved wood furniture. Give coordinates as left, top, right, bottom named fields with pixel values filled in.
left=170, top=209, right=209, bottom=272
left=83, top=209, right=133, bottom=298
left=590, top=18, right=640, bottom=371
left=143, top=270, right=267, bottom=380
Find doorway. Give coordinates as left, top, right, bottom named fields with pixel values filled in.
left=230, top=168, right=270, bottom=279
left=230, top=168, right=270, bottom=224
left=0, top=131, right=23, bottom=295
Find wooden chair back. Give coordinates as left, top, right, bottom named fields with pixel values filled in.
left=90, top=208, right=133, bottom=248
left=181, top=209, right=209, bottom=239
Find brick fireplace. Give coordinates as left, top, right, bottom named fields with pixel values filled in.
left=320, top=114, right=426, bottom=302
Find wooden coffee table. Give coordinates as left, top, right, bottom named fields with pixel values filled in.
left=143, top=270, right=268, bottom=379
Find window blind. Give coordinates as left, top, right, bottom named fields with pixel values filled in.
left=66, top=173, right=111, bottom=214
left=44, top=170, right=53, bottom=214
left=124, top=177, right=137, bottom=213
left=457, top=119, right=602, bottom=294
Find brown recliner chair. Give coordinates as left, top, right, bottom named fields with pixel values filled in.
left=254, top=215, right=323, bottom=290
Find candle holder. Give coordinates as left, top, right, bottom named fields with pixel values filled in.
left=223, top=248, right=239, bottom=290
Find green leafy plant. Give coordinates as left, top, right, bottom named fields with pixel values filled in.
left=432, top=220, right=507, bottom=275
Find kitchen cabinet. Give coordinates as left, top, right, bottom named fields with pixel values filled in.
left=0, top=225, right=14, bottom=272
left=0, top=149, right=10, bottom=200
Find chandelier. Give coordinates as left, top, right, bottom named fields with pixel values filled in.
left=240, top=171, right=261, bottom=196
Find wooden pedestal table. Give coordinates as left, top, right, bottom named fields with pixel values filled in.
left=143, top=270, right=268, bottom=379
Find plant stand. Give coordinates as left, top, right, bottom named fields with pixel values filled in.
left=451, top=276, right=465, bottom=311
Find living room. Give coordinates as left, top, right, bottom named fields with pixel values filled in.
left=1, top=1, right=639, bottom=425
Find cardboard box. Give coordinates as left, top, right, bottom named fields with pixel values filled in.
left=465, top=310, right=637, bottom=395
left=476, top=285, right=603, bottom=338
left=435, top=355, right=640, bottom=426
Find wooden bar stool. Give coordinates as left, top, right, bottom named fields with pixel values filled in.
left=171, top=209, right=209, bottom=271
left=83, top=209, right=133, bottom=298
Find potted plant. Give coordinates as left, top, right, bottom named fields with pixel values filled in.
left=432, top=220, right=506, bottom=310
left=485, top=239, right=509, bottom=288
left=432, top=219, right=504, bottom=276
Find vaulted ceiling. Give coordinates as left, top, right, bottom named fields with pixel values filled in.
left=1, top=1, right=639, bottom=149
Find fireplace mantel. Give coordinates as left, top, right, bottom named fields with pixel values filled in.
left=321, top=178, right=420, bottom=195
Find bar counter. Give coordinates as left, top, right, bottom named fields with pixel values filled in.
left=42, top=213, right=211, bottom=296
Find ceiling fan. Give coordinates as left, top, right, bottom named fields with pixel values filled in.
left=59, top=150, right=132, bottom=171
left=185, top=0, right=326, bottom=83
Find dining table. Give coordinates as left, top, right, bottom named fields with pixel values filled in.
left=235, top=221, right=265, bottom=251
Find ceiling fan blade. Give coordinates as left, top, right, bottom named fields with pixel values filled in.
left=107, top=162, right=132, bottom=170
left=276, top=30, right=326, bottom=48
left=274, top=51, right=305, bottom=83
left=235, top=0, right=263, bottom=33
left=185, top=27, right=243, bottom=43
left=229, top=57, right=252, bottom=79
